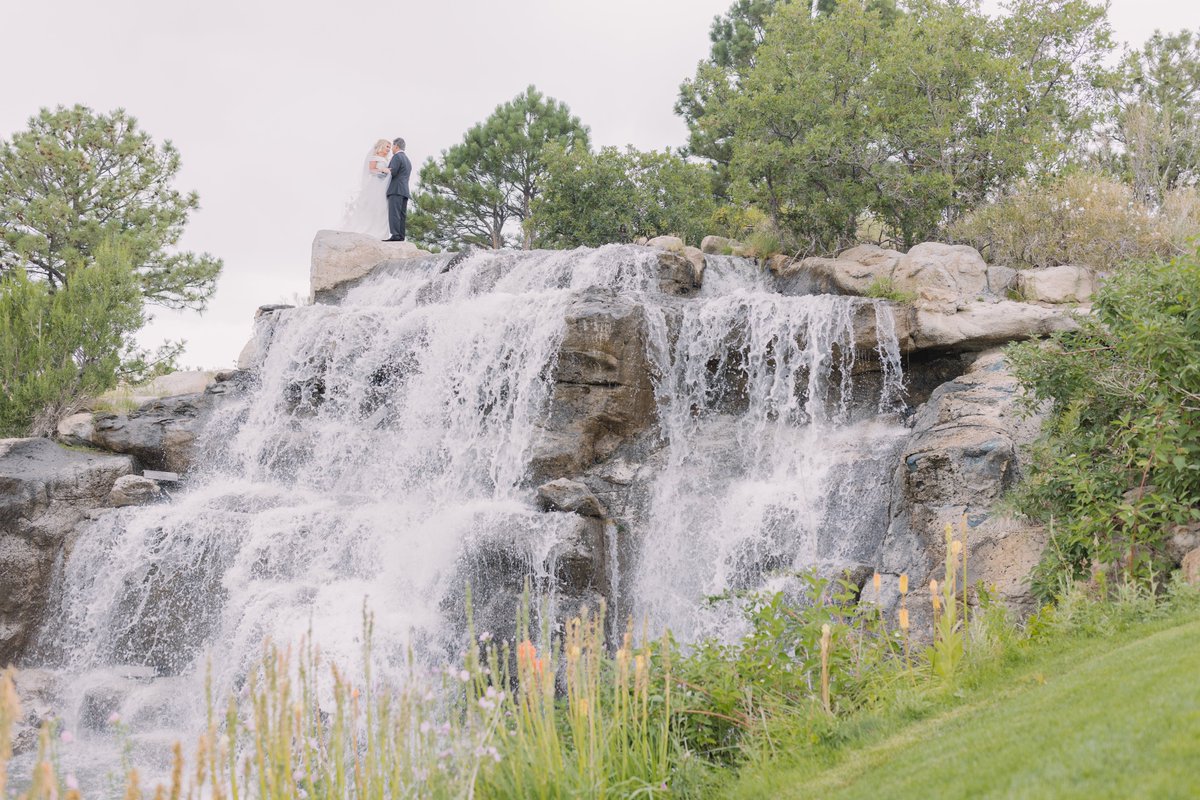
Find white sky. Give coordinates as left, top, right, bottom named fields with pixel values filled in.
left=2, top=0, right=1196, bottom=369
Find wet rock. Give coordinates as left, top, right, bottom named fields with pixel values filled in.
left=880, top=349, right=1048, bottom=613
left=1, top=438, right=134, bottom=665
left=531, top=289, right=659, bottom=482
left=10, top=668, right=60, bottom=754
left=536, top=479, right=607, bottom=518
left=656, top=251, right=703, bottom=296
left=682, top=246, right=707, bottom=287
left=86, top=371, right=250, bottom=474
left=1016, top=265, right=1098, bottom=304
left=311, top=230, right=430, bottom=303
left=108, top=474, right=162, bottom=507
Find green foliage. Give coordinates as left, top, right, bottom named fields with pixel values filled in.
left=0, top=239, right=145, bottom=436
left=950, top=172, right=1178, bottom=269
left=1099, top=28, right=1200, bottom=204
left=1007, top=250, right=1200, bottom=596
left=408, top=86, right=589, bottom=251
left=530, top=145, right=715, bottom=248
left=722, top=0, right=1111, bottom=252
left=0, top=105, right=221, bottom=310
left=863, top=276, right=916, bottom=303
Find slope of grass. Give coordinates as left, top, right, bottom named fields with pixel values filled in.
left=731, top=611, right=1200, bottom=799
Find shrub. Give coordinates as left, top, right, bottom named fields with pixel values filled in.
left=950, top=173, right=1170, bottom=269
left=1007, top=248, right=1200, bottom=597
left=864, top=276, right=916, bottom=303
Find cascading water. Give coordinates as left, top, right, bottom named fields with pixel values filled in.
left=28, top=243, right=907, bottom=779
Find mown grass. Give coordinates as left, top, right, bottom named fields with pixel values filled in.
left=730, top=605, right=1200, bottom=800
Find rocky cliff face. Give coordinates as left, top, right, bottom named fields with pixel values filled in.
left=1, top=232, right=1095, bottom=670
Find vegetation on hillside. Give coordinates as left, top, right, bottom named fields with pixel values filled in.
left=1007, top=248, right=1200, bottom=598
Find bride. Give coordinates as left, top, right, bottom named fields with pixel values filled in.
left=341, top=139, right=392, bottom=238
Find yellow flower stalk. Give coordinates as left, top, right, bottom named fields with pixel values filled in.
left=899, top=574, right=909, bottom=595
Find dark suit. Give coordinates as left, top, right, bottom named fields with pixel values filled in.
left=386, top=150, right=412, bottom=240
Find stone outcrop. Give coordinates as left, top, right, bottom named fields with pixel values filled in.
left=646, top=235, right=684, bottom=253
left=80, top=371, right=250, bottom=474
left=907, top=301, right=1079, bottom=352
left=536, top=479, right=608, bottom=518
left=1015, top=265, right=1098, bottom=304
left=530, top=288, right=659, bottom=482
left=310, top=230, right=431, bottom=303
left=879, top=349, right=1049, bottom=613
left=1, top=438, right=134, bottom=665
left=891, top=242, right=989, bottom=308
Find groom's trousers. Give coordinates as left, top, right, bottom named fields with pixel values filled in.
left=388, top=195, right=408, bottom=240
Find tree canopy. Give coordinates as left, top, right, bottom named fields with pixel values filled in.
left=0, top=105, right=222, bottom=310
left=409, top=87, right=588, bottom=250
left=531, top=146, right=715, bottom=248
left=720, top=0, right=1111, bottom=252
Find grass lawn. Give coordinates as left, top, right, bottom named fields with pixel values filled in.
left=729, top=612, right=1200, bottom=800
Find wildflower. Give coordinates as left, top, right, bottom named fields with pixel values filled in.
left=898, top=608, right=910, bottom=632
left=458, top=670, right=470, bottom=683
left=107, top=711, right=121, bottom=724
left=479, top=631, right=492, bottom=643
left=60, top=730, right=74, bottom=744
left=420, top=721, right=433, bottom=734
left=872, top=572, right=881, bottom=595
left=293, top=768, right=306, bottom=783
left=899, top=574, right=909, bottom=594
left=478, top=696, right=495, bottom=711
left=578, top=698, right=590, bottom=717
left=66, top=775, right=80, bottom=791
left=951, top=540, right=963, bottom=557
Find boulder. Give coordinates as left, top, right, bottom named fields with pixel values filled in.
left=9, top=668, right=60, bottom=754
left=682, top=246, right=707, bottom=287
left=646, top=235, right=684, bottom=253
left=87, top=371, right=249, bottom=473
left=1182, top=548, right=1200, bottom=586
left=310, top=230, right=430, bottom=303
left=536, top=479, right=608, bottom=518
left=891, top=242, right=989, bottom=308
left=108, top=474, right=163, bottom=507
left=701, top=235, right=742, bottom=255
left=879, top=349, right=1048, bottom=614
left=1, top=438, right=134, bottom=665
left=530, top=289, right=659, bottom=481
left=910, top=301, right=1078, bottom=352
left=56, top=412, right=95, bottom=447
left=775, top=256, right=890, bottom=296
left=656, top=251, right=703, bottom=296
left=987, top=265, right=1018, bottom=296
left=237, top=306, right=293, bottom=371
left=839, top=243, right=905, bottom=273
left=1016, top=265, right=1097, bottom=304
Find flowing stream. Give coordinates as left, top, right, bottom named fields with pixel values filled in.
left=27, top=244, right=908, bottom=780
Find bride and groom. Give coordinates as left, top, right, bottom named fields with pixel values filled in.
left=342, top=137, right=412, bottom=241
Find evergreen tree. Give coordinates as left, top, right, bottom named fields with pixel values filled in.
left=0, top=239, right=146, bottom=436
left=0, top=105, right=222, bottom=310
left=409, top=87, right=588, bottom=250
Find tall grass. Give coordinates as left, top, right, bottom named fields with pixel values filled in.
left=4, top=536, right=1196, bottom=799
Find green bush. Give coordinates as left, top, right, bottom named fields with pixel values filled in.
left=0, top=240, right=145, bottom=436
left=863, top=276, right=916, bottom=303
left=1007, top=248, right=1200, bottom=597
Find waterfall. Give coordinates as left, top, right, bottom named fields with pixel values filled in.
left=31, top=244, right=906, bottom=772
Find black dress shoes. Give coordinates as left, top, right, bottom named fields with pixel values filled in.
left=382, top=236, right=403, bottom=242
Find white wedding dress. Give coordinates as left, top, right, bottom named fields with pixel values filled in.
left=341, top=150, right=391, bottom=238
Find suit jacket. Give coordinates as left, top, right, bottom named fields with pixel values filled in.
left=387, top=151, right=412, bottom=199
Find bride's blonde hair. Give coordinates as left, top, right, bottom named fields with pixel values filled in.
left=374, top=138, right=391, bottom=153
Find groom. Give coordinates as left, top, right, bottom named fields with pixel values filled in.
left=383, top=137, right=411, bottom=242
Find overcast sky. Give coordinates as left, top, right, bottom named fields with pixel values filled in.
left=2, top=0, right=1196, bottom=369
